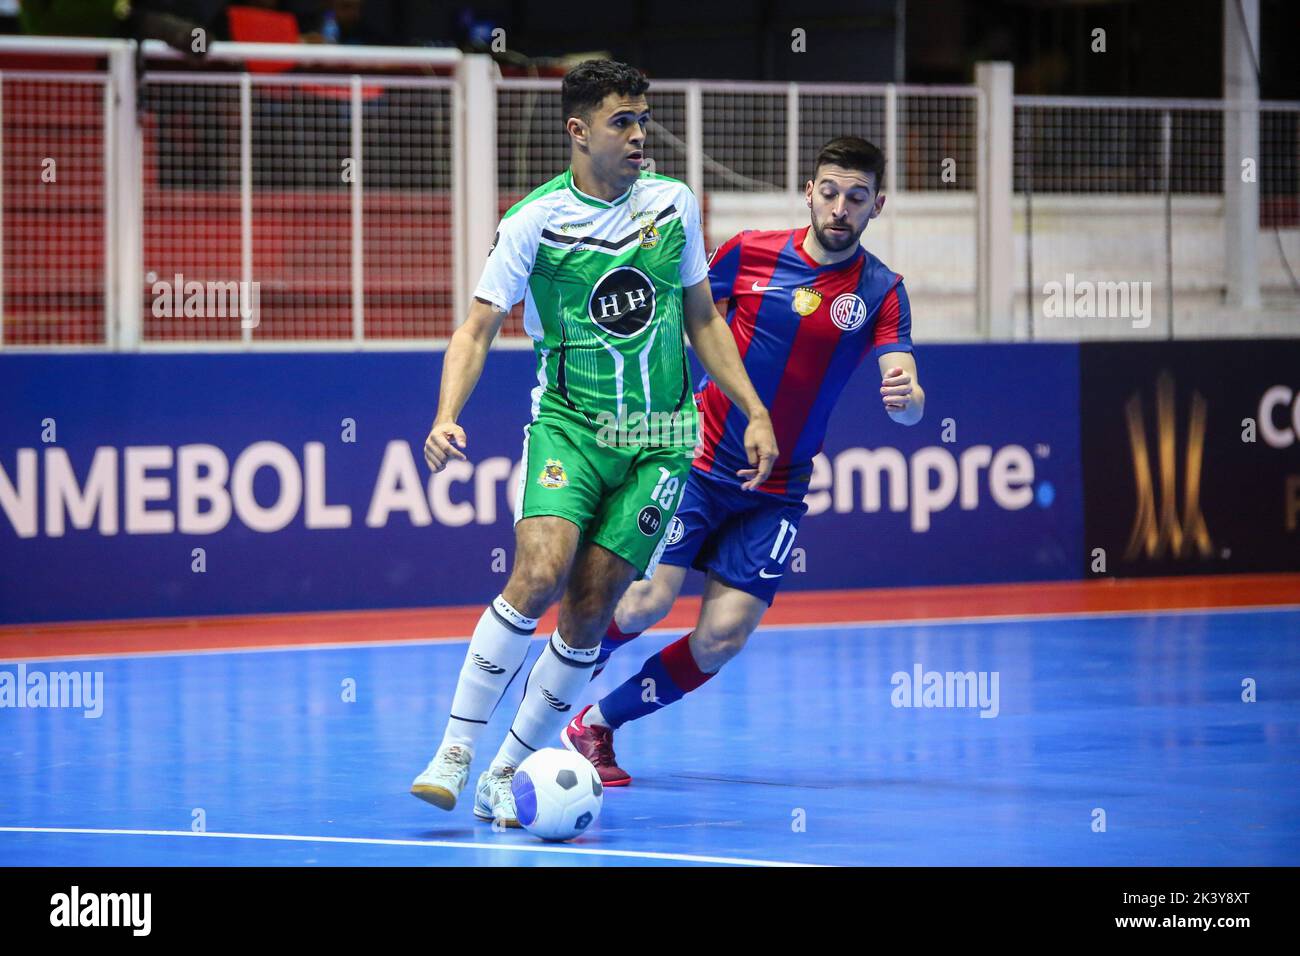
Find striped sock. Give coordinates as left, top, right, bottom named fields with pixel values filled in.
left=492, top=630, right=598, bottom=770
left=598, top=632, right=714, bottom=730
left=595, top=618, right=644, bottom=671
left=439, top=594, right=537, bottom=753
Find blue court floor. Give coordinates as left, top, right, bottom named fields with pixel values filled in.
left=2, top=607, right=1298, bottom=866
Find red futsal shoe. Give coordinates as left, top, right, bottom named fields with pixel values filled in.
left=561, top=705, right=632, bottom=787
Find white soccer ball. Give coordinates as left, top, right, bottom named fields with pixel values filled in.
left=511, top=747, right=604, bottom=842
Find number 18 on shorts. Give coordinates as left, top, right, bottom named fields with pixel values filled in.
left=514, top=412, right=693, bottom=578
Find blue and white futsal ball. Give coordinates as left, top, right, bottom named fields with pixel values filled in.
left=511, top=748, right=604, bottom=842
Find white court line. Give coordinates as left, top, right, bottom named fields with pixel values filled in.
left=0, top=826, right=822, bottom=868
left=770, top=600, right=1300, bottom=634
left=2, top=601, right=1298, bottom=665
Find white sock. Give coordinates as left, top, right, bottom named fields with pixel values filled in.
left=439, top=594, right=538, bottom=753
left=492, top=630, right=598, bottom=770
left=584, top=703, right=610, bottom=728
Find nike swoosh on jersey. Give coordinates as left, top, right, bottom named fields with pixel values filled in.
left=758, top=569, right=783, bottom=579
left=750, top=281, right=784, bottom=292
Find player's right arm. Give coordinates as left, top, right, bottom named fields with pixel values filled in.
left=425, top=297, right=508, bottom=472
left=425, top=206, right=541, bottom=474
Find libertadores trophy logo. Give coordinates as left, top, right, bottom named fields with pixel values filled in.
left=1123, top=370, right=1212, bottom=561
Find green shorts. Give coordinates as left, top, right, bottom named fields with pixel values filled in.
left=514, top=406, right=695, bottom=578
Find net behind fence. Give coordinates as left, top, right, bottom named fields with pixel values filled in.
left=1014, top=99, right=1300, bottom=336
left=2, top=48, right=1293, bottom=349
left=141, top=74, right=456, bottom=343
left=1, top=74, right=108, bottom=346
left=491, top=80, right=982, bottom=338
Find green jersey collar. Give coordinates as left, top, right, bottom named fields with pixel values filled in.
left=564, top=168, right=635, bottom=208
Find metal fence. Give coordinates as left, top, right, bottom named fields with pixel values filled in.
left=0, top=71, right=110, bottom=347
left=0, top=37, right=1295, bottom=350
left=494, top=78, right=982, bottom=338
left=1015, top=95, right=1300, bottom=339
left=140, top=72, right=456, bottom=344
left=1, top=37, right=463, bottom=351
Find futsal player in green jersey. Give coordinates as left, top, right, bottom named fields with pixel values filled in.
left=411, top=60, right=777, bottom=826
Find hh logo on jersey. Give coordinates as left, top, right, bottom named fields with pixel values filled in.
left=589, top=266, right=656, bottom=338
left=637, top=505, right=662, bottom=536
left=792, top=287, right=823, bottom=317
left=829, top=293, right=868, bottom=331
left=538, top=458, right=569, bottom=489
left=664, top=515, right=685, bottom=546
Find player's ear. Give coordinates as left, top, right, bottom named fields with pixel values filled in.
left=804, top=179, right=813, bottom=207
left=566, top=116, right=588, bottom=148
left=871, top=192, right=886, bottom=218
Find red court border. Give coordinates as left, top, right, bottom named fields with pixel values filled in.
left=1, top=573, right=1296, bottom=660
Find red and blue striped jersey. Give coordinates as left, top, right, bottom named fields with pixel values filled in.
left=694, top=226, right=913, bottom=499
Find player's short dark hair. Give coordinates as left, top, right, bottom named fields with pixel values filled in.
left=812, top=136, right=887, bottom=192
left=560, top=59, right=650, bottom=126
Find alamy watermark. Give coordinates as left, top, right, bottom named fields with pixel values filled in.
left=891, top=663, right=999, bottom=718
left=0, top=664, right=104, bottom=718
left=1042, top=272, right=1151, bottom=329
left=149, top=271, right=261, bottom=329
left=594, top=404, right=700, bottom=456
left=50, top=886, right=151, bottom=936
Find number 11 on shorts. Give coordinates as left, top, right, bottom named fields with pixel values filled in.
left=770, top=518, right=797, bottom=564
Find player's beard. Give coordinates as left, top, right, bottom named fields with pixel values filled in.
left=811, top=218, right=862, bottom=252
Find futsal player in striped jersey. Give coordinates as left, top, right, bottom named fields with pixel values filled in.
left=561, top=136, right=926, bottom=784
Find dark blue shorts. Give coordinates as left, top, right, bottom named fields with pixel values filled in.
left=657, top=467, right=809, bottom=605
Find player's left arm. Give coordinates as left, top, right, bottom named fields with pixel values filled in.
left=872, top=278, right=922, bottom=425
left=878, top=351, right=924, bottom=426
left=683, top=279, right=778, bottom=489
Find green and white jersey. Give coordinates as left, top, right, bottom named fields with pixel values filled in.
left=474, top=168, right=708, bottom=426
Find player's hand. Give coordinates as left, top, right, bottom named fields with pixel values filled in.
left=737, top=413, right=778, bottom=491
left=424, top=421, right=468, bottom=473
left=881, top=367, right=913, bottom=412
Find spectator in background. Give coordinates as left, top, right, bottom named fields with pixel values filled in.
left=19, top=0, right=126, bottom=37
left=0, top=0, right=19, bottom=36
left=19, top=1, right=224, bottom=59
left=301, top=0, right=393, bottom=46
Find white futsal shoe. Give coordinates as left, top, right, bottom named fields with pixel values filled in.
left=410, top=744, right=472, bottom=810
left=473, top=765, right=521, bottom=828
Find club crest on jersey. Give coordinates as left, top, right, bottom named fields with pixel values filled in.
left=664, top=515, right=685, bottom=546
left=588, top=265, right=657, bottom=338
left=538, top=458, right=569, bottom=489
left=829, top=292, right=868, bottom=331
left=638, top=222, right=661, bottom=249
left=792, top=287, right=823, bottom=316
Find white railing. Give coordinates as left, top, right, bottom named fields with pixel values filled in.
left=0, top=37, right=1295, bottom=349
left=0, top=37, right=466, bottom=350
left=1013, top=94, right=1300, bottom=340
left=494, top=76, right=984, bottom=339
left=0, top=38, right=126, bottom=350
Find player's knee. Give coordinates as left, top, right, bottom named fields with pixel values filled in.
left=619, top=579, right=674, bottom=631
left=506, top=561, right=566, bottom=613
left=696, top=624, right=750, bottom=666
